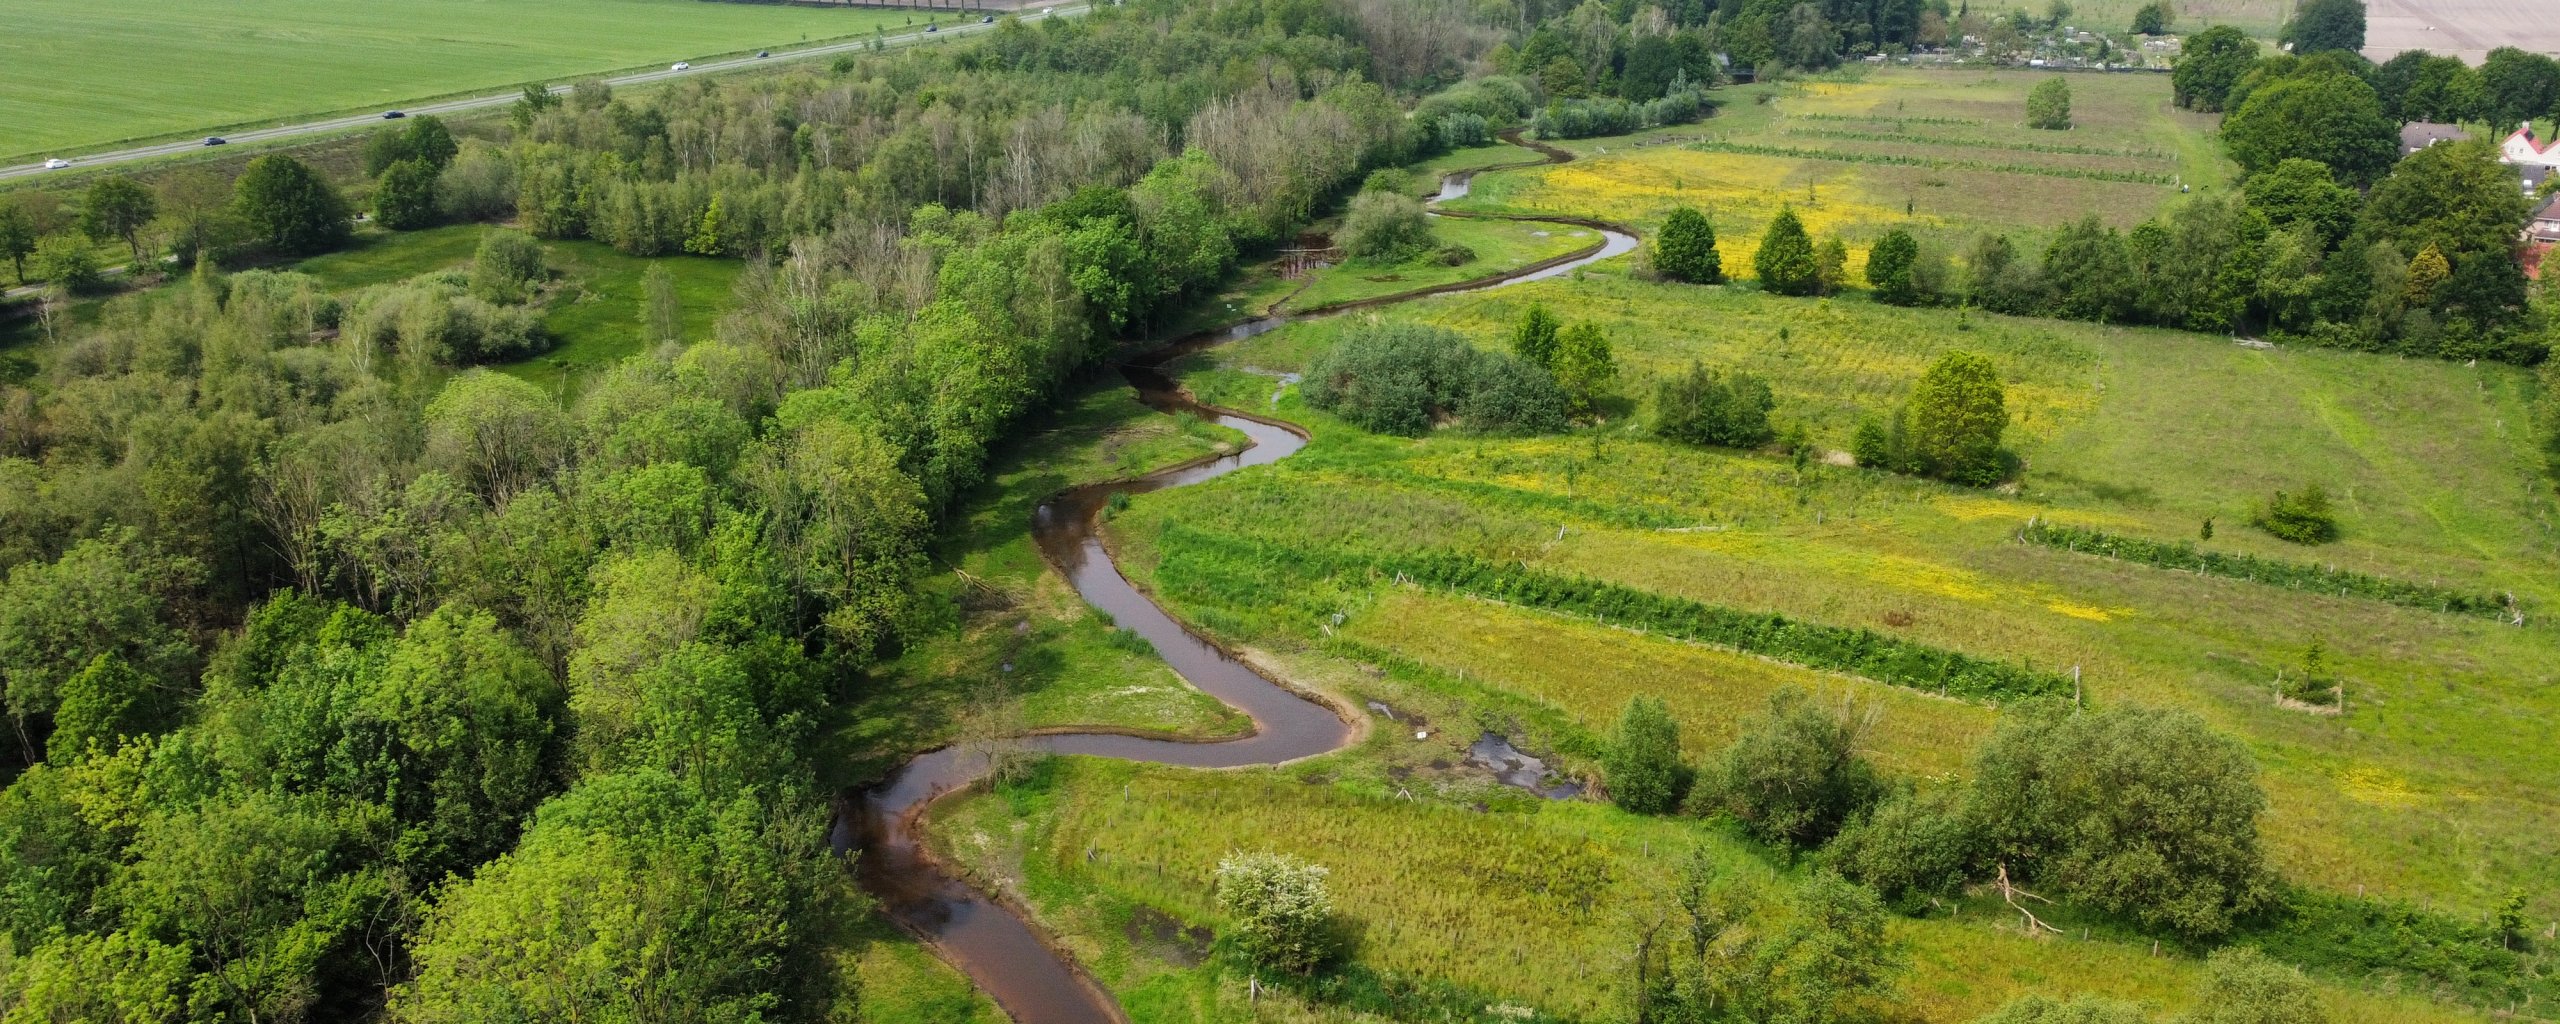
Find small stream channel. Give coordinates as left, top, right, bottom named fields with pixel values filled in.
left=846, top=140, right=1637, bottom=1024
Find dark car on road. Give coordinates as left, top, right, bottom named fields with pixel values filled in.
left=382, top=110, right=406, bottom=119
left=203, top=136, right=227, bottom=146
left=756, top=50, right=770, bottom=57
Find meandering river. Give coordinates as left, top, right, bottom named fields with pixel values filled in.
left=847, top=139, right=1638, bottom=1024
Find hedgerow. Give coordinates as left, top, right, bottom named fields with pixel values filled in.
left=1683, top=140, right=2177, bottom=185
left=2019, top=520, right=2515, bottom=620
left=1382, top=552, right=2074, bottom=702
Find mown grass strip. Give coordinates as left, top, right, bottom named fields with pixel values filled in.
left=2017, top=521, right=2519, bottom=621
left=1684, top=140, right=2177, bottom=185
left=1789, top=112, right=1986, bottom=127
left=1382, top=551, right=2076, bottom=702
left=1149, top=522, right=2072, bottom=702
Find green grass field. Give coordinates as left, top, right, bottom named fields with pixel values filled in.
left=0, top=0, right=915, bottom=160
left=1448, top=69, right=2228, bottom=279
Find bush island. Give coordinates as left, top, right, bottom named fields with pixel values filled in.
left=1338, top=191, right=1435, bottom=263
left=1698, top=688, right=1880, bottom=849
left=1303, top=323, right=1564, bottom=436
left=2250, top=484, right=2339, bottom=544
left=1652, top=362, right=1775, bottom=448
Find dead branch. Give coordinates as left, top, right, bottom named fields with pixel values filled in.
left=1996, top=863, right=2063, bottom=938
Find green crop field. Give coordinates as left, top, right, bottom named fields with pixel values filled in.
left=0, top=0, right=915, bottom=160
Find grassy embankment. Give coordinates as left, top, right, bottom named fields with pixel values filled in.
left=1, top=0, right=915, bottom=160
left=889, top=81, right=2550, bottom=1022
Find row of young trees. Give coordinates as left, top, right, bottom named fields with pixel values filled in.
left=0, top=0, right=1428, bottom=1017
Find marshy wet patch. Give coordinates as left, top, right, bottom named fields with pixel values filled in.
left=1122, top=905, right=1214, bottom=967
left=1466, top=732, right=1583, bottom=800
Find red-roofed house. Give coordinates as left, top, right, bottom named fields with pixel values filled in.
left=2504, top=122, right=2560, bottom=168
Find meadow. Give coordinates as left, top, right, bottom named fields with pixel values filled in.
left=828, top=85, right=2560, bottom=1016
left=0, top=0, right=913, bottom=160
left=1448, top=69, right=2226, bottom=278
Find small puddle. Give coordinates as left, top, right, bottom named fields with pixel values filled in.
left=1466, top=732, right=1583, bottom=800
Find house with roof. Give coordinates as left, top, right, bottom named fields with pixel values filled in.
left=2499, top=123, right=2560, bottom=196
left=2402, top=122, right=2469, bottom=156
left=2527, top=194, right=2560, bottom=245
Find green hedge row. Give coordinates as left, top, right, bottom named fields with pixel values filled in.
left=2019, top=521, right=2516, bottom=621
left=1380, top=551, right=2073, bottom=702
left=1683, top=140, right=2177, bottom=185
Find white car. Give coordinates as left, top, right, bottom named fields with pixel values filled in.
left=670, top=61, right=691, bottom=71
left=42, top=158, right=70, bottom=169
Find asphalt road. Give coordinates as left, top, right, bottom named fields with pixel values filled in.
left=0, top=4, right=1081, bottom=183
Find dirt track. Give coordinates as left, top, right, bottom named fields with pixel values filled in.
left=2362, top=0, right=2560, bottom=66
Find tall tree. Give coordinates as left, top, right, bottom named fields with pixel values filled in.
left=2283, top=0, right=2365, bottom=56
left=2223, top=66, right=2397, bottom=186
left=372, top=158, right=442, bottom=230
left=1755, top=206, right=1821, bottom=295
left=1904, top=350, right=2007, bottom=485
left=1551, top=321, right=1617, bottom=418
left=232, top=154, right=350, bottom=256
left=2025, top=77, right=2072, bottom=129
left=2172, top=26, right=2258, bottom=112
left=1605, top=696, right=1690, bottom=814
left=77, top=177, right=157, bottom=264
left=0, top=204, right=35, bottom=284
left=1654, top=206, right=1724, bottom=283
left=2480, top=47, right=2560, bottom=130
left=1865, top=227, right=1924, bottom=304
left=1512, top=302, right=1562, bottom=368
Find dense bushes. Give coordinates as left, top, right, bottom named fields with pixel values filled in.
left=1529, top=86, right=1709, bottom=140
left=1697, top=688, right=1880, bottom=849
left=1302, top=323, right=1566, bottom=435
left=1215, top=852, right=1337, bottom=974
left=1652, top=362, right=1774, bottom=448
left=2250, top=484, right=2339, bottom=544
left=1338, top=191, right=1435, bottom=262
left=1832, top=704, right=2274, bottom=939
left=2019, top=520, right=2510, bottom=618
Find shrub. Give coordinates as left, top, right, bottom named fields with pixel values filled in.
left=1338, top=191, right=1434, bottom=262
left=1604, top=696, right=1690, bottom=814
left=1653, top=362, right=1775, bottom=448
left=1700, top=688, right=1880, bottom=849
left=2185, top=948, right=2325, bottom=1024
left=29, top=236, right=103, bottom=294
left=1360, top=167, right=1416, bottom=196
left=1214, top=852, right=1334, bottom=974
left=1550, top=322, right=1616, bottom=418
left=1654, top=206, right=1723, bottom=284
left=2026, top=78, right=2073, bottom=130
left=1971, top=995, right=2151, bottom=1024
left=438, top=140, right=519, bottom=222
left=1905, top=351, right=2008, bottom=486
left=1459, top=355, right=1569, bottom=435
left=468, top=229, right=547, bottom=304
left=1755, top=206, right=1821, bottom=296
left=1967, top=704, right=2271, bottom=937
left=1850, top=418, right=1894, bottom=469
left=1511, top=302, right=1561, bottom=369
left=1829, top=786, right=1974, bottom=910
left=2250, top=484, right=2339, bottom=544
left=1433, top=244, right=1476, bottom=266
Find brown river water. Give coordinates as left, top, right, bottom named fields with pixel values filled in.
left=844, top=145, right=1638, bottom=1024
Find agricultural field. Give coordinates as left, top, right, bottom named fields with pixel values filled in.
left=1448, top=69, right=2227, bottom=278
left=0, top=0, right=913, bottom=160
